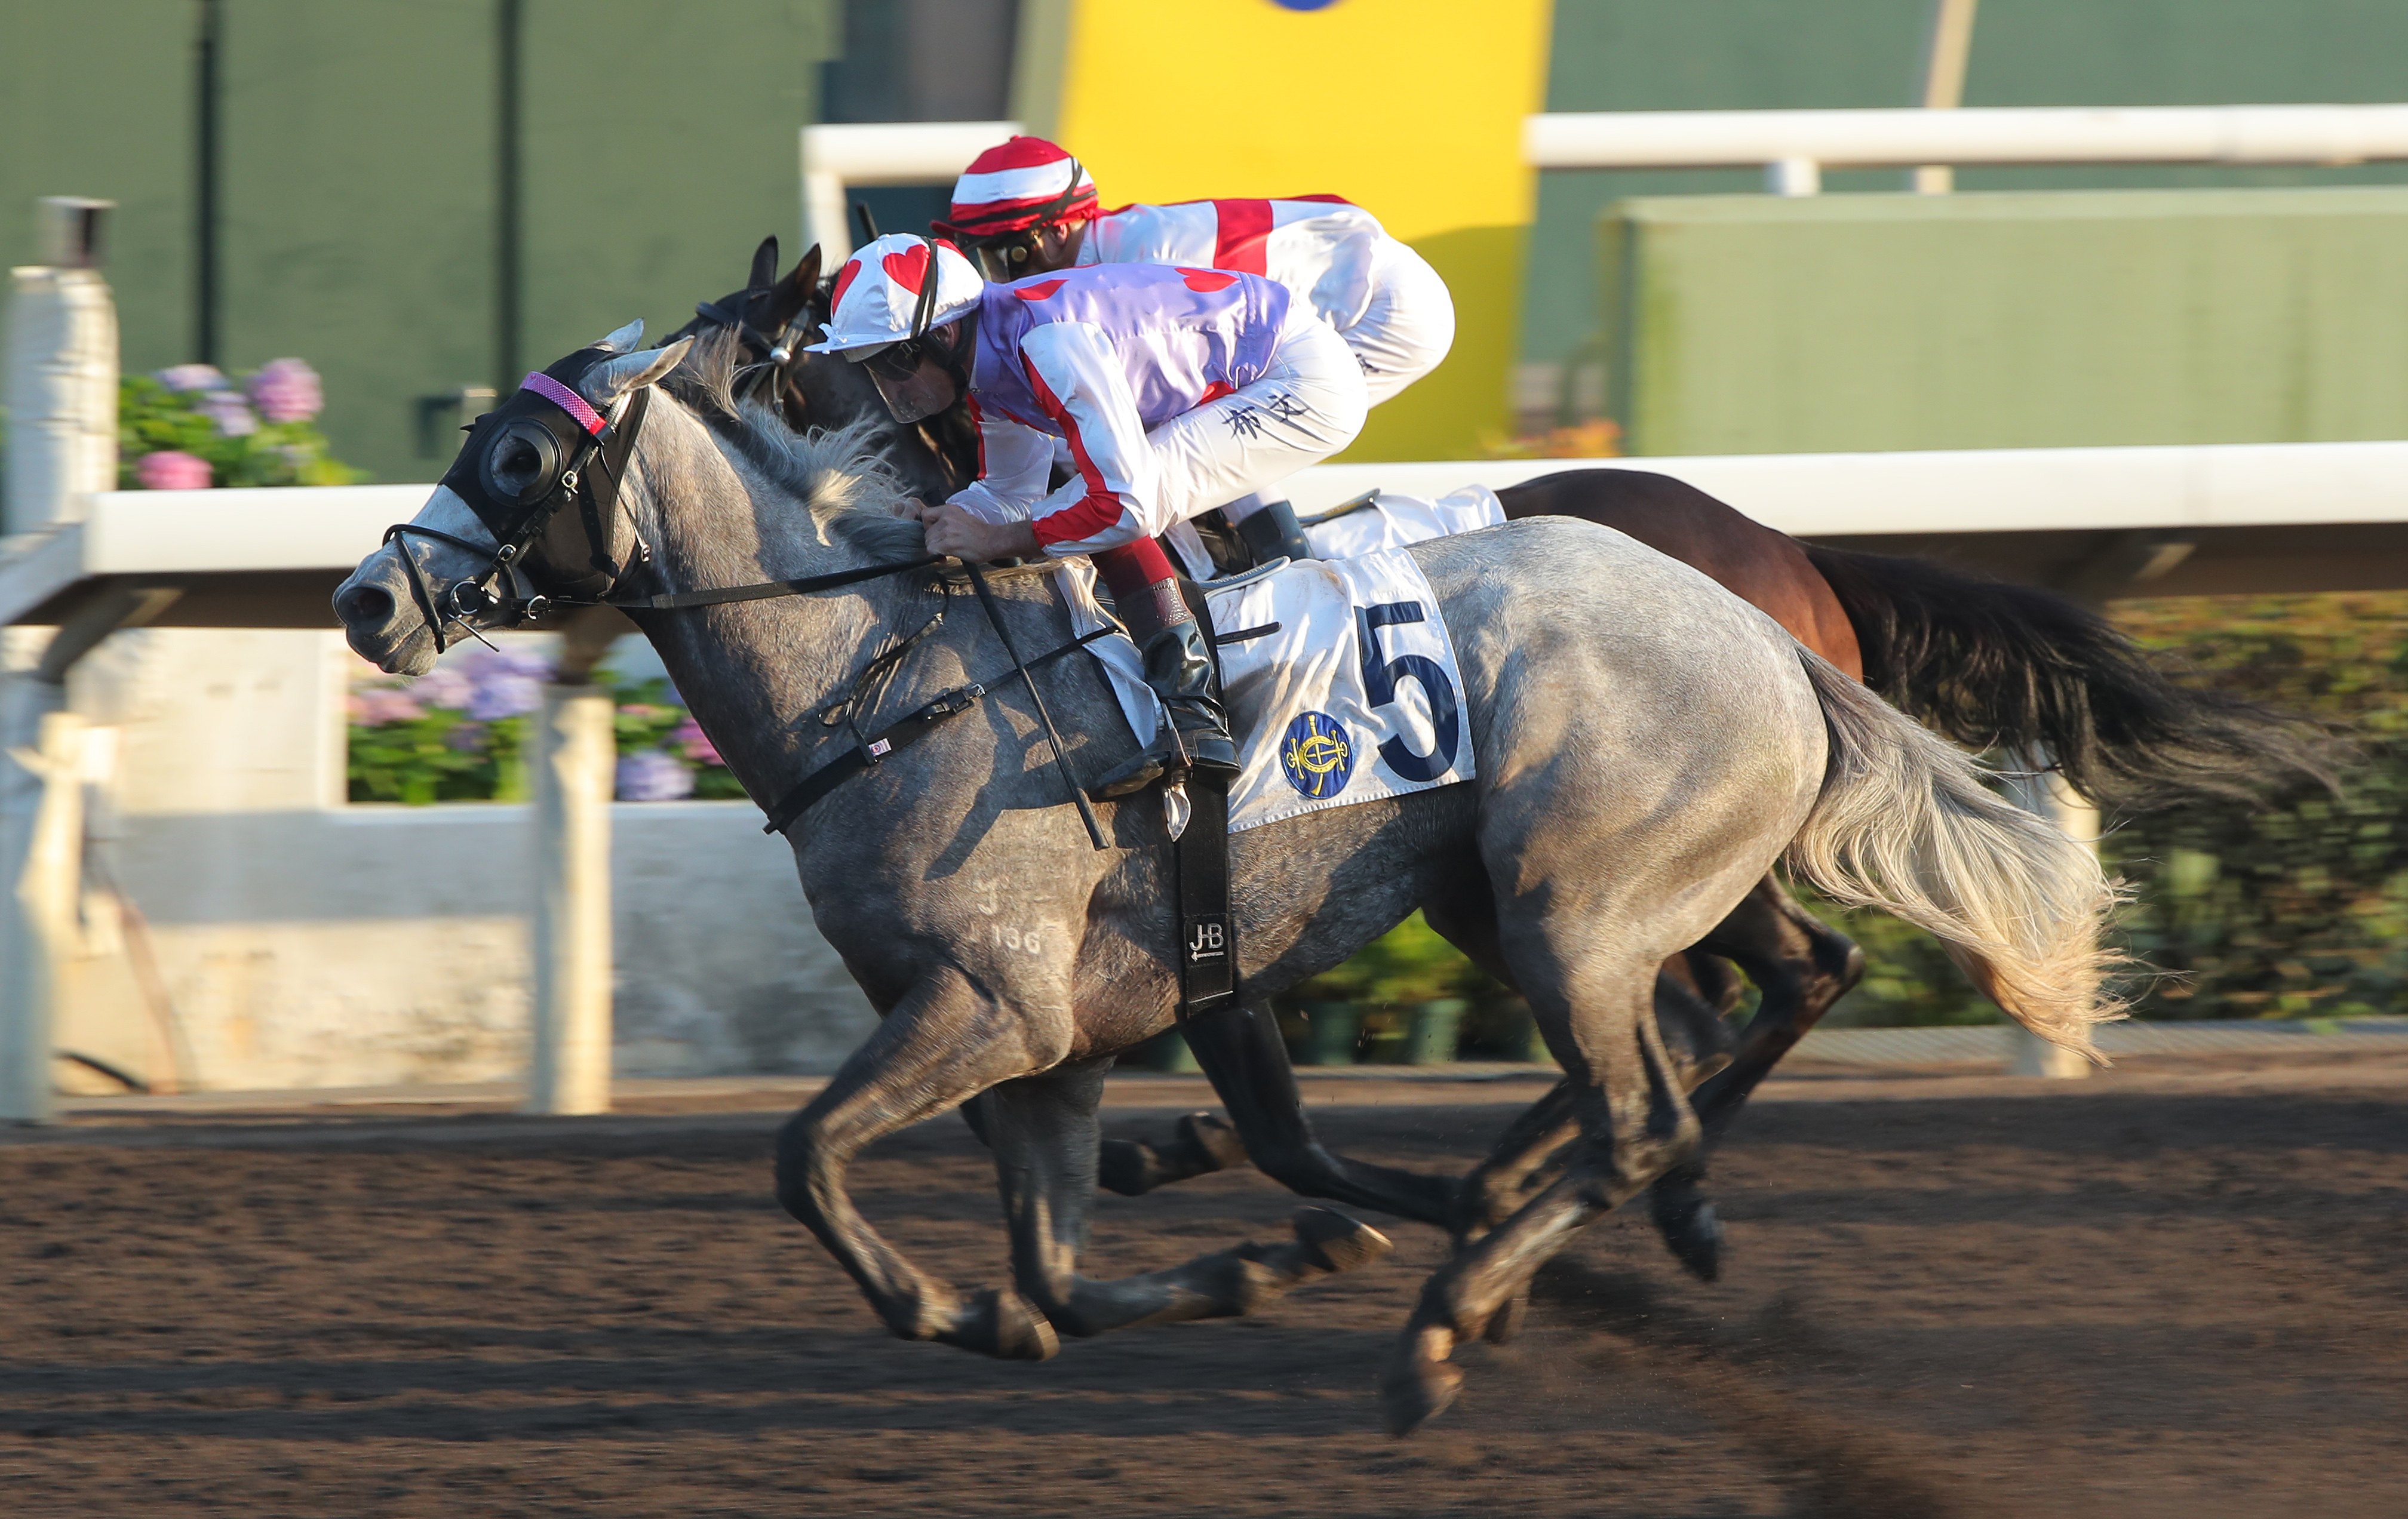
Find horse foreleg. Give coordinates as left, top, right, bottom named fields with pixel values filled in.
left=773, top=966, right=1060, bottom=1361
left=987, top=1059, right=1392, bottom=1337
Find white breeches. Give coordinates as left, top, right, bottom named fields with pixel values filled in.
left=1339, top=236, right=1456, bottom=408
left=1142, top=311, right=1368, bottom=530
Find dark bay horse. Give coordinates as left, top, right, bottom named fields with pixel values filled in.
left=675, top=242, right=2330, bottom=1279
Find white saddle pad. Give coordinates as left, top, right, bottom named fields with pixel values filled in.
left=1303, top=485, right=1505, bottom=561
left=1205, top=546, right=1478, bottom=834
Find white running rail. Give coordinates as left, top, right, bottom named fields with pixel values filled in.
left=1525, top=103, right=2408, bottom=195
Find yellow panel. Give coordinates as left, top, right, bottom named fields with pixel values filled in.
left=1051, top=0, right=1553, bottom=458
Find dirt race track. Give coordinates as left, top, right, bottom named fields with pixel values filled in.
left=5, top=1053, right=2407, bottom=1518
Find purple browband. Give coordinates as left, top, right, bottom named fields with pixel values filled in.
left=522, top=370, right=609, bottom=436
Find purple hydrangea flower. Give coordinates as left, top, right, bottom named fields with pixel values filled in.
left=459, top=646, right=549, bottom=721
left=669, top=715, right=722, bottom=767
left=136, top=450, right=213, bottom=490
left=616, top=750, right=694, bottom=802
left=155, top=363, right=226, bottom=393
left=247, top=358, right=324, bottom=423
left=196, top=390, right=258, bottom=438
left=349, top=687, right=425, bottom=725
left=409, top=664, right=474, bottom=710
left=445, top=719, right=489, bottom=753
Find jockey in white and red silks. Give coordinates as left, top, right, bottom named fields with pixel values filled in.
left=933, top=134, right=1455, bottom=566
left=804, top=232, right=1368, bottom=795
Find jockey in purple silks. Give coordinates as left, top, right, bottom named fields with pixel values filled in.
left=804, top=232, right=1367, bottom=797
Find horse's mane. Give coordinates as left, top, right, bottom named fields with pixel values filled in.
left=663, top=327, right=926, bottom=561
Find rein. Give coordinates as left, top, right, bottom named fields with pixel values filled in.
left=385, top=370, right=1108, bottom=846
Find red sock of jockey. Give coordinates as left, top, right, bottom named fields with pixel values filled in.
left=1092, top=539, right=1191, bottom=645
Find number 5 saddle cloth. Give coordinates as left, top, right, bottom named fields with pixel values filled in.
left=1204, top=542, right=1482, bottom=835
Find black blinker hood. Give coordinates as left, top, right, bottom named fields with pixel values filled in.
left=437, top=345, right=638, bottom=600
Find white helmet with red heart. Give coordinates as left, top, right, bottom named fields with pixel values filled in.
left=804, top=233, right=985, bottom=356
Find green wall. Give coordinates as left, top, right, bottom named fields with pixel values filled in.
left=0, top=0, right=195, bottom=380
left=2, top=0, right=836, bottom=484
left=1601, top=187, right=2408, bottom=456
left=1532, top=0, right=2408, bottom=372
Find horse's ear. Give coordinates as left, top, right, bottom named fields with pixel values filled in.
left=747, top=235, right=779, bottom=293
left=594, top=318, right=645, bottom=354
left=579, top=336, right=693, bottom=404
left=768, top=244, right=824, bottom=333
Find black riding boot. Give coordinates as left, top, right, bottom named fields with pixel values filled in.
left=1233, top=499, right=1316, bottom=567
left=1095, top=616, right=1240, bottom=798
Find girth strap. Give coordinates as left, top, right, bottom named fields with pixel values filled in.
left=1175, top=773, right=1236, bottom=1017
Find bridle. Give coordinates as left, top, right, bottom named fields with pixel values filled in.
left=383, top=348, right=939, bottom=653
left=384, top=348, right=653, bottom=653
left=692, top=273, right=806, bottom=407
left=377, top=348, right=1106, bottom=850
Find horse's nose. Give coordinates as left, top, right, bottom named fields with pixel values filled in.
left=335, top=581, right=394, bottom=628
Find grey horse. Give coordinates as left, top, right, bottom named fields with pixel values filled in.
left=333, top=327, right=2121, bottom=1433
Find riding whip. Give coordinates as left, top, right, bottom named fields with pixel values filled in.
left=962, top=559, right=1111, bottom=851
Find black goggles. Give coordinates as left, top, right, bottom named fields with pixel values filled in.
left=959, top=231, right=1045, bottom=282
left=862, top=334, right=946, bottom=383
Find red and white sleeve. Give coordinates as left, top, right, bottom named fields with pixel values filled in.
left=1015, top=320, right=1164, bottom=558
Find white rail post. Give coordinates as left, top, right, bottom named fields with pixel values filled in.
left=1765, top=157, right=1822, bottom=196
left=526, top=681, right=615, bottom=1114
left=526, top=614, right=624, bottom=1115
left=4, top=199, right=117, bottom=535
left=2007, top=759, right=2098, bottom=1080
left=0, top=702, right=82, bottom=1124
left=1909, top=0, right=1980, bottom=193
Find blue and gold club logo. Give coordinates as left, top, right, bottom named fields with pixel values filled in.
left=1279, top=711, right=1354, bottom=799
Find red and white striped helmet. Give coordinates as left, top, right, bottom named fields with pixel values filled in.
left=935, top=136, right=1099, bottom=239
left=803, top=233, right=984, bottom=356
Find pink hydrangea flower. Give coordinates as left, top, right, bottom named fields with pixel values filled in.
left=136, top=450, right=213, bottom=490
left=670, top=715, right=722, bottom=767
left=616, top=751, right=694, bottom=802
left=349, top=687, right=425, bottom=725
left=155, top=364, right=226, bottom=393
left=247, top=358, right=324, bottom=423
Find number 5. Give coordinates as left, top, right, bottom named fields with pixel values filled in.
left=1357, top=601, right=1460, bottom=783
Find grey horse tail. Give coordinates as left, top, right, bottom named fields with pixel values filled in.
left=1786, top=652, right=2131, bottom=1060
left=1801, top=543, right=2339, bottom=811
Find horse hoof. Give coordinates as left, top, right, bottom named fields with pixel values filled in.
left=1650, top=1181, right=1724, bottom=1283
left=955, top=1287, right=1059, bottom=1361
left=1292, top=1207, right=1393, bottom=1276
left=1096, top=1138, right=1161, bottom=1197
left=1481, top=1286, right=1528, bottom=1345
left=1181, top=1111, right=1247, bottom=1171
left=1379, top=1328, right=1464, bottom=1436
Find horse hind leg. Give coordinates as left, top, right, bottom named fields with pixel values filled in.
left=1103, top=1000, right=1464, bottom=1226
left=1385, top=946, right=1700, bottom=1434
left=1644, top=876, right=1866, bottom=1277
left=985, top=1059, right=1392, bottom=1337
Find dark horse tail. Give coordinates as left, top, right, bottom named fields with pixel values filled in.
left=1801, top=544, right=2338, bottom=812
